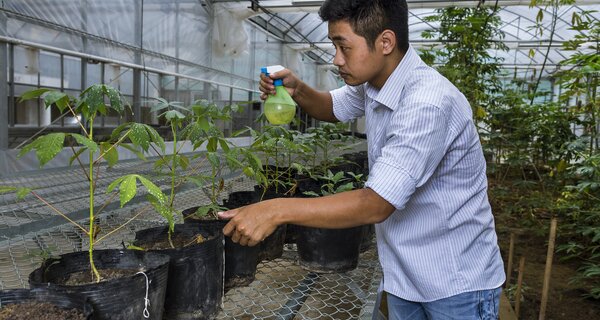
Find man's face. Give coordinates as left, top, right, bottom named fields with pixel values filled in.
left=328, top=20, right=384, bottom=87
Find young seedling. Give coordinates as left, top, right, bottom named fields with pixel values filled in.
left=8, top=85, right=168, bottom=282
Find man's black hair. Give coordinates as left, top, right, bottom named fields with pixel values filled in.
left=319, top=0, right=409, bottom=53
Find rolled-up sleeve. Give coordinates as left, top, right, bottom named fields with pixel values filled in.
left=365, top=103, right=450, bottom=210
left=330, top=85, right=366, bottom=122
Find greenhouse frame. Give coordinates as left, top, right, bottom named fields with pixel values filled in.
left=0, top=0, right=599, bottom=319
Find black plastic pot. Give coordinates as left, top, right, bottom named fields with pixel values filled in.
left=0, top=288, right=93, bottom=319
left=223, top=191, right=287, bottom=262
left=253, top=184, right=289, bottom=201
left=134, top=224, right=224, bottom=320
left=360, top=224, right=376, bottom=252
left=295, top=225, right=363, bottom=273
left=294, top=175, right=321, bottom=195
left=183, top=207, right=260, bottom=291
left=342, top=151, right=369, bottom=175
left=260, top=224, right=286, bottom=261
left=29, top=249, right=170, bottom=320
left=224, top=191, right=257, bottom=208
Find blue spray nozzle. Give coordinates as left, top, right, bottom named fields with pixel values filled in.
left=262, top=65, right=285, bottom=86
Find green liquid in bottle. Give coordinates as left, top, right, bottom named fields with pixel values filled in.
left=265, top=103, right=296, bottom=124
left=264, top=84, right=296, bottom=125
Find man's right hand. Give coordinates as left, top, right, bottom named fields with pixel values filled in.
left=259, top=68, right=301, bottom=101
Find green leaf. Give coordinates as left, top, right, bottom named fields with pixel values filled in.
left=70, top=133, right=98, bottom=153
left=110, top=123, right=129, bottom=141
left=218, top=138, right=230, bottom=152
left=100, top=142, right=119, bottom=167
left=303, top=191, right=320, bottom=197
left=180, top=123, right=198, bottom=143
left=103, top=85, right=124, bottom=113
left=44, top=91, right=71, bottom=113
left=149, top=97, right=169, bottom=112
left=19, top=88, right=51, bottom=102
left=198, top=117, right=210, bottom=132
left=243, top=167, right=255, bottom=178
left=107, top=176, right=125, bottom=193
left=0, top=186, right=31, bottom=200
left=164, top=110, right=186, bottom=121
left=117, top=175, right=137, bottom=207
left=80, top=84, right=106, bottom=117
left=178, top=155, right=190, bottom=170
left=193, top=206, right=213, bottom=217
left=207, top=152, right=220, bottom=168
left=137, top=175, right=167, bottom=204
left=18, top=133, right=66, bottom=167
left=149, top=197, right=175, bottom=229
left=536, top=9, right=544, bottom=23
left=127, top=123, right=151, bottom=151
left=335, top=182, right=355, bottom=193
left=207, top=137, right=218, bottom=152
left=16, top=188, right=31, bottom=200
left=144, top=124, right=166, bottom=152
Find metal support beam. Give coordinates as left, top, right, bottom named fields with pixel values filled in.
left=132, top=0, right=143, bottom=122
left=0, top=12, right=7, bottom=150
left=0, top=35, right=258, bottom=94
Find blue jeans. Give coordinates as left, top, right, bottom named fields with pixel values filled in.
left=386, top=288, right=501, bottom=320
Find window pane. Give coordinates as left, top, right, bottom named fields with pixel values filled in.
left=64, top=56, right=82, bottom=90
left=86, top=62, right=102, bottom=87
left=13, top=46, right=38, bottom=85
left=14, top=84, right=41, bottom=126
left=39, top=51, right=61, bottom=88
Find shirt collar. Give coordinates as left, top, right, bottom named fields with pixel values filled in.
left=365, top=45, right=420, bottom=110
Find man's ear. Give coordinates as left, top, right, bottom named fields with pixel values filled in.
left=380, top=30, right=396, bottom=55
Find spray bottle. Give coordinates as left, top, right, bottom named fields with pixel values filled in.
left=261, top=65, right=297, bottom=125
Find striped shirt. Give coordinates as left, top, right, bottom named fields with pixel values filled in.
left=331, top=45, right=505, bottom=302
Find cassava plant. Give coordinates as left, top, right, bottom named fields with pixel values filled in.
left=3, top=84, right=169, bottom=283
left=236, top=125, right=309, bottom=199
left=304, top=123, right=355, bottom=176
left=183, top=100, right=264, bottom=218
left=146, top=98, right=194, bottom=247
left=303, top=169, right=363, bottom=198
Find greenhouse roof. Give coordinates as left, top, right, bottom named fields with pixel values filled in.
left=241, top=0, right=600, bottom=73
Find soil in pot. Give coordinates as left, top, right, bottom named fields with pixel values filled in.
left=0, top=301, right=85, bottom=320
left=183, top=207, right=260, bottom=291
left=0, top=288, right=92, bottom=320
left=295, top=225, right=363, bottom=273
left=134, top=224, right=224, bottom=320
left=29, top=249, right=170, bottom=320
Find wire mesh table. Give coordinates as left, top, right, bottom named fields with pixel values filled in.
left=0, top=147, right=381, bottom=319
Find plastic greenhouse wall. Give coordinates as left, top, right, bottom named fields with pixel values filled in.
left=0, top=1, right=340, bottom=176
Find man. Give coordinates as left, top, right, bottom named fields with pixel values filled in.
left=219, top=0, right=505, bottom=318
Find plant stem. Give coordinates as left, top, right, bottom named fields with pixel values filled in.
left=168, top=124, right=177, bottom=248
left=87, top=119, right=100, bottom=283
